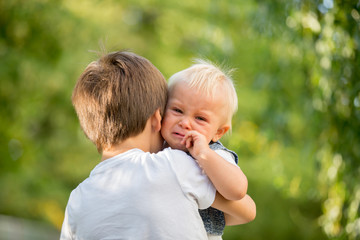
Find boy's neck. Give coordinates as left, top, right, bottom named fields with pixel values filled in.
left=101, top=114, right=163, bottom=161
left=101, top=134, right=149, bottom=161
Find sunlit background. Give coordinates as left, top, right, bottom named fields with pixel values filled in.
left=1, top=0, right=359, bottom=239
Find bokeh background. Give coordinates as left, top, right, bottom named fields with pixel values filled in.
left=1, top=0, right=359, bottom=239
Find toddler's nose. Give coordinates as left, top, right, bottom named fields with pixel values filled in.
left=179, top=118, right=191, bottom=130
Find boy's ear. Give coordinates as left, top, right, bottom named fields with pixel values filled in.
left=151, top=108, right=162, bottom=132
left=212, top=125, right=230, bottom=142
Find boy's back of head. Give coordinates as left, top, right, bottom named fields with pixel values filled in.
left=72, top=51, right=168, bottom=152
left=168, top=59, right=238, bottom=126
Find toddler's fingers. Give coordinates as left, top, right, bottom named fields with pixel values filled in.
left=184, top=130, right=196, bottom=139
left=181, top=134, right=190, bottom=145
left=185, top=137, right=193, bottom=148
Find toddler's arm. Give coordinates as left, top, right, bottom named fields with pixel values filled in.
left=211, top=192, right=256, bottom=225
left=182, top=130, right=248, bottom=201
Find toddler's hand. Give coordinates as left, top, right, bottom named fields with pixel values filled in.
left=180, top=130, right=210, bottom=160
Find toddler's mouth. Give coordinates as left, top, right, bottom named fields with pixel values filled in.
left=174, top=132, right=185, bottom=138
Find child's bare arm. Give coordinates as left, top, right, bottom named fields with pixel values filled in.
left=182, top=130, right=248, bottom=201
left=211, top=192, right=256, bottom=225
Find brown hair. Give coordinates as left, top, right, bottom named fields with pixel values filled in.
left=72, top=51, right=168, bottom=152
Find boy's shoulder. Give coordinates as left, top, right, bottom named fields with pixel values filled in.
left=155, top=147, right=192, bottom=161
left=155, top=147, right=205, bottom=171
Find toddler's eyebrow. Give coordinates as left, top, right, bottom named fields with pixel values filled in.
left=168, top=98, right=182, bottom=105
left=196, top=110, right=211, bottom=117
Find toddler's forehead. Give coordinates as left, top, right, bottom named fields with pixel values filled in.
left=170, top=83, right=228, bottom=116
left=170, top=83, right=228, bottom=112
left=170, top=82, right=223, bottom=98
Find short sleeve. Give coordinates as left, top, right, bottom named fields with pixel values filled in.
left=215, top=149, right=239, bottom=167
left=162, top=148, right=216, bottom=209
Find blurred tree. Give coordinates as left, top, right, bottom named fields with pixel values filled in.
left=0, top=0, right=97, bottom=229
left=251, top=0, right=360, bottom=239
left=0, top=0, right=359, bottom=239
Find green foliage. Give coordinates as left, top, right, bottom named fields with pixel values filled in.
left=0, top=0, right=359, bottom=239
left=250, top=1, right=360, bottom=238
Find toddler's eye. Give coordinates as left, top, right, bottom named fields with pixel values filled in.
left=196, top=116, right=206, bottom=121
left=173, top=108, right=183, bottom=114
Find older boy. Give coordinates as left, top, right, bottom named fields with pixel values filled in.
left=60, top=51, right=254, bottom=240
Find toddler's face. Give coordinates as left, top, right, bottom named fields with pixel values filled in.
left=161, top=83, right=229, bottom=151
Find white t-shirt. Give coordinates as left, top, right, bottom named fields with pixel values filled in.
left=60, top=147, right=216, bottom=240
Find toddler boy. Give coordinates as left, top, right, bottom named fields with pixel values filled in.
left=161, top=59, right=252, bottom=239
